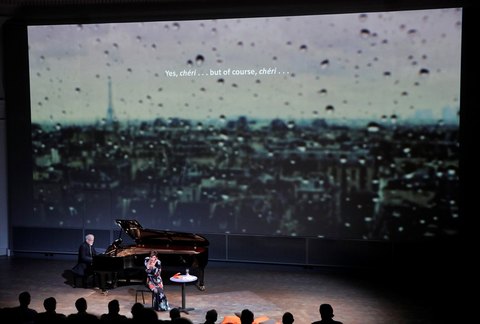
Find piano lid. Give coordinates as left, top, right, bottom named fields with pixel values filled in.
left=115, top=219, right=209, bottom=247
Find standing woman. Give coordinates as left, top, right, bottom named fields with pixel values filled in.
left=145, top=250, right=170, bottom=311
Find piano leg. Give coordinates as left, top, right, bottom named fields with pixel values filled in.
left=198, top=267, right=206, bottom=291
left=112, top=271, right=118, bottom=288
left=95, top=271, right=110, bottom=294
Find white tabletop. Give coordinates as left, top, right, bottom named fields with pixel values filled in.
left=170, top=274, right=198, bottom=283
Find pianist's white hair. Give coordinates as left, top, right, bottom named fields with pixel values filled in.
left=85, top=234, right=94, bottom=241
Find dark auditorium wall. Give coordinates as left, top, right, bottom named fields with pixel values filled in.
left=1, top=16, right=8, bottom=256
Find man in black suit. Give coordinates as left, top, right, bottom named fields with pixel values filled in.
left=72, top=234, right=97, bottom=276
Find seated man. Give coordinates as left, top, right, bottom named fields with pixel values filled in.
left=72, top=234, right=97, bottom=277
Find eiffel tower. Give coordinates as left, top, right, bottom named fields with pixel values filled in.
left=106, top=79, right=114, bottom=123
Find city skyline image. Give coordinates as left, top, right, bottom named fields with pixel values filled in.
left=25, top=8, right=460, bottom=241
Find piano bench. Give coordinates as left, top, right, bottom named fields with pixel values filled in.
left=135, top=286, right=154, bottom=308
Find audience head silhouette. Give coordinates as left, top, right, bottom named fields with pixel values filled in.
left=313, top=303, right=343, bottom=324
left=18, top=291, right=31, bottom=307
left=75, top=297, right=87, bottom=312
left=130, top=302, right=144, bottom=320
left=107, top=299, right=120, bottom=314
left=13, top=291, right=38, bottom=323
left=136, top=307, right=158, bottom=323
left=240, top=309, right=254, bottom=324
left=205, top=309, right=218, bottom=322
left=43, top=297, right=57, bottom=312
left=35, top=297, right=66, bottom=324
left=319, top=304, right=334, bottom=319
left=170, top=307, right=181, bottom=320
left=282, top=312, right=294, bottom=324
left=68, top=297, right=100, bottom=323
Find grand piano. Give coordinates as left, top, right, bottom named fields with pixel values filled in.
left=93, top=219, right=209, bottom=293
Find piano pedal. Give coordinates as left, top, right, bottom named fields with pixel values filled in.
left=101, top=290, right=109, bottom=296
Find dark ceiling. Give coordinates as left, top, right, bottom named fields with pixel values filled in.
left=0, top=0, right=473, bottom=24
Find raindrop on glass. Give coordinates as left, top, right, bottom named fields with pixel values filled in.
left=419, top=68, right=430, bottom=78
left=360, top=29, right=371, bottom=39
left=196, top=55, right=205, bottom=66
left=320, top=59, right=329, bottom=69
left=318, top=89, right=327, bottom=96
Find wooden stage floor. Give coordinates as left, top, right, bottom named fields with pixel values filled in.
left=0, top=255, right=458, bottom=323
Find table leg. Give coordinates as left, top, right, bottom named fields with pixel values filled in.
left=178, top=282, right=195, bottom=314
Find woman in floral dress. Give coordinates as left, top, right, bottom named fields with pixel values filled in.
left=145, top=250, right=169, bottom=311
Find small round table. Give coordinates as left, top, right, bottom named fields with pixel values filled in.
left=169, top=273, right=198, bottom=314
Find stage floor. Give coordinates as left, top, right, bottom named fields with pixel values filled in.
left=0, top=255, right=456, bottom=323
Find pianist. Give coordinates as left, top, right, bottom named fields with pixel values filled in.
left=72, top=234, right=97, bottom=277
left=145, top=250, right=170, bottom=311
